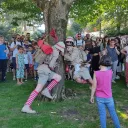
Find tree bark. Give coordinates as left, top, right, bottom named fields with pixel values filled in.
left=34, top=0, right=75, bottom=101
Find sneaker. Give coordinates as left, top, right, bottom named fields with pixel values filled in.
left=116, top=75, right=120, bottom=80
left=34, top=77, right=36, bottom=81
left=13, top=76, right=16, bottom=81
left=126, top=83, right=128, bottom=88
left=25, top=79, right=27, bottom=82
left=112, top=80, right=116, bottom=83
left=41, top=88, right=53, bottom=99
left=21, top=105, right=36, bottom=114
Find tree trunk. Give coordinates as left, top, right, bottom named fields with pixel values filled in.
left=38, top=0, right=74, bottom=101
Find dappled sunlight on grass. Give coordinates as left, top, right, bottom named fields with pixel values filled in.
left=117, top=110, right=128, bottom=120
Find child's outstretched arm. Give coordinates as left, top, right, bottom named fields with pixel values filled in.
left=16, top=54, right=18, bottom=69
left=90, top=73, right=97, bottom=103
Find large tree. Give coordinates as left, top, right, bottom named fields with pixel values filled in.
left=33, top=0, right=76, bottom=101
left=1, top=0, right=77, bottom=100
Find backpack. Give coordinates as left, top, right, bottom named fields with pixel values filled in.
left=76, top=40, right=84, bottom=46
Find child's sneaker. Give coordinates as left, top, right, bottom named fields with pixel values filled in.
left=21, top=105, right=36, bottom=114
left=34, top=77, right=36, bottom=81
left=25, top=79, right=27, bottom=82
left=112, top=80, right=116, bottom=84
left=41, top=88, right=53, bottom=99
left=13, top=76, right=16, bottom=80
left=116, top=75, right=120, bottom=80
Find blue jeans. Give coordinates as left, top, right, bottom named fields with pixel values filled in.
left=96, top=97, right=120, bottom=128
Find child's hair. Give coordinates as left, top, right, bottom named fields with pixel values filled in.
left=33, top=42, right=38, bottom=46
left=28, top=45, right=33, bottom=48
left=99, top=55, right=112, bottom=67
left=17, top=45, right=23, bottom=50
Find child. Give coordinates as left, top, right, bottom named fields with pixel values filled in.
left=85, top=48, right=91, bottom=63
left=28, top=45, right=34, bottom=77
left=24, top=49, right=29, bottom=81
left=33, top=42, right=39, bottom=80
left=90, top=55, right=120, bottom=128
left=16, top=46, right=24, bottom=85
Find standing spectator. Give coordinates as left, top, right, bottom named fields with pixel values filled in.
left=102, top=36, right=109, bottom=50
left=28, top=45, right=34, bottom=77
left=121, top=41, right=128, bottom=87
left=115, top=37, right=121, bottom=79
left=90, top=41, right=100, bottom=77
left=16, top=46, right=24, bottom=85
left=106, top=39, right=120, bottom=83
left=84, top=34, right=92, bottom=49
left=24, top=49, right=29, bottom=81
left=0, top=35, right=9, bottom=82
left=26, top=33, right=31, bottom=43
left=74, top=33, right=85, bottom=48
left=90, top=55, right=120, bottom=128
left=33, top=42, right=39, bottom=80
left=10, top=34, right=21, bottom=80
left=23, top=39, right=30, bottom=52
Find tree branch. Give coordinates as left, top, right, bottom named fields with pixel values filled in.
left=65, top=0, right=76, bottom=5
left=33, top=0, right=48, bottom=11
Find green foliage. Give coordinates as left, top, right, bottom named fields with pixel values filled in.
left=66, top=22, right=82, bottom=36
left=0, top=23, right=21, bottom=41
left=70, top=0, right=128, bottom=35
left=0, top=0, right=43, bottom=26
left=31, top=29, right=44, bottom=40
left=105, top=27, right=128, bottom=37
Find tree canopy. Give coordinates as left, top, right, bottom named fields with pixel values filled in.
left=0, top=0, right=128, bottom=36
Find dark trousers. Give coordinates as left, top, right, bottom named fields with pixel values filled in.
left=0, top=59, right=7, bottom=81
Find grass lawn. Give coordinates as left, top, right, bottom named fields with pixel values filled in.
left=0, top=73, right=128, bottom=128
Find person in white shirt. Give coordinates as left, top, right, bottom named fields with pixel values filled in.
left=74, top=33, right=85, bottom=48
left=10, top=34, right=21, bottom=80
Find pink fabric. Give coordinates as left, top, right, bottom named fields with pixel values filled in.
left=47, top=80, right=58, bottom=91
left=25, top=90, right=39, bottom=106
left=95, top=70, right=112, bottom=98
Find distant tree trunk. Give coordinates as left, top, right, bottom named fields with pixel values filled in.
left=34, top=0, right=75, bottom=101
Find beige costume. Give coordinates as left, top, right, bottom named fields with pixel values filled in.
left=37, top=47, right=60, bottom=85
left=64, top=47, right=91, bottom=80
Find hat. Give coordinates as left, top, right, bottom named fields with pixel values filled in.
left=55, top=41, right=65, bottom=53
left=66, top=36, right=74, bottom=42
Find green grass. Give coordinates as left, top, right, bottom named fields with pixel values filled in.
left=0, top=73, right=128, bottom=128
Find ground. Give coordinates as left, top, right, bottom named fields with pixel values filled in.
left=0, top=73, right=128, bottom=128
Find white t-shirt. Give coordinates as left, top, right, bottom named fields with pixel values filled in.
left=24, top=54, right=29, bottom=64
left=74, top=39, right=85, bottom=46
left=10, top=42, right=21, bottom=57
left=124, top=46, right=128, bottom=62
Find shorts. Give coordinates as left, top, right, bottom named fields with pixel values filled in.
left=37, top=64, right=56, bottom=85
left=12, top=57, right=16, bottom=69
left=34, top=62, right=39, bottom=70
left=74, top=67, right=91, bottom=80
left=25, top=64, right=29, bottom=71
